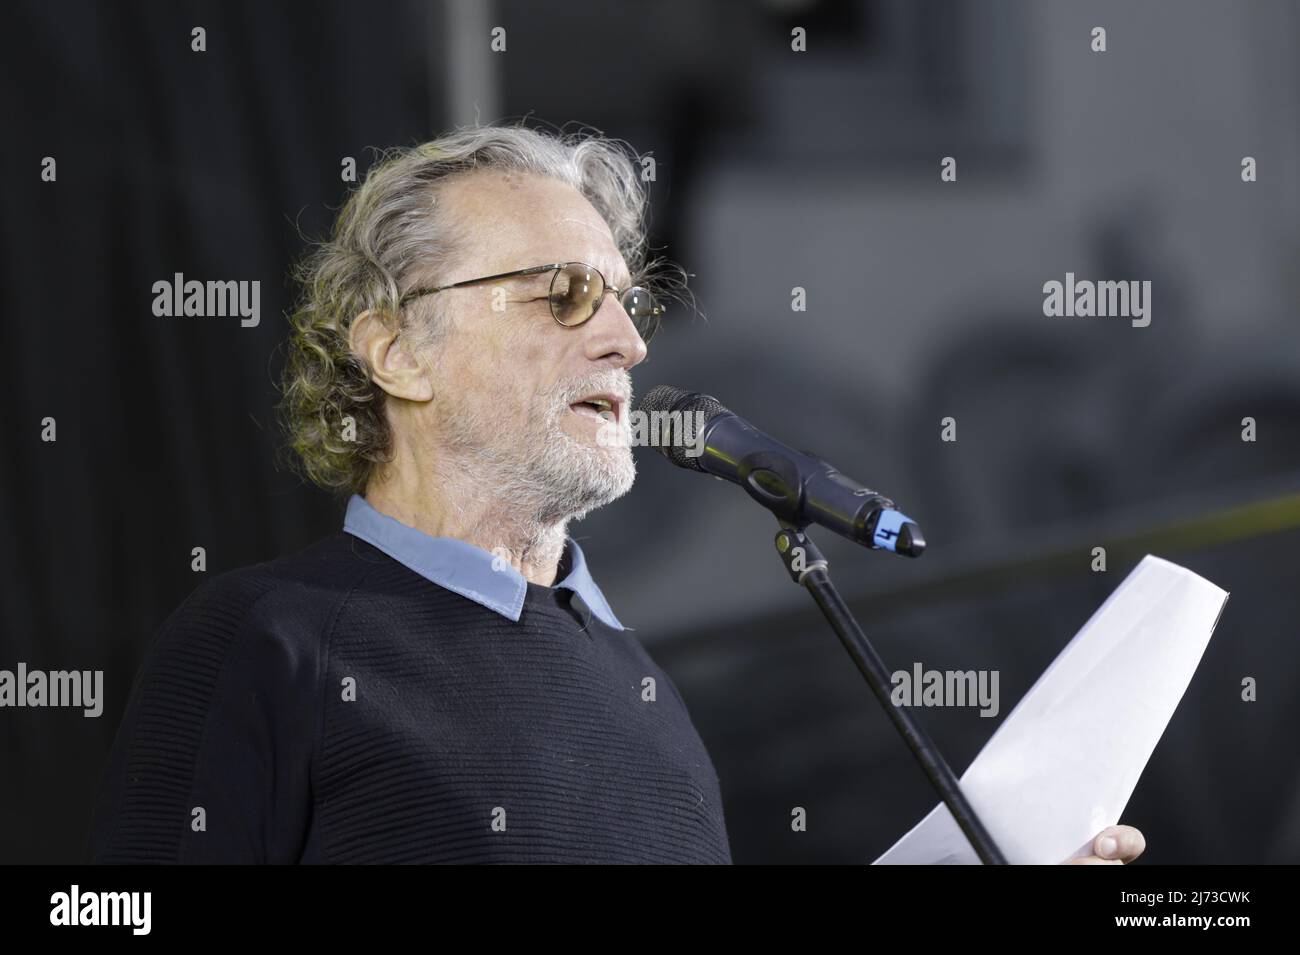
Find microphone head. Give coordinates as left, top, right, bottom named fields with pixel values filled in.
left=636, top=385, right=731, bottom=471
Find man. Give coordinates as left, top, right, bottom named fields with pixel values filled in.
left=87, top=123, right=1145, bottom=864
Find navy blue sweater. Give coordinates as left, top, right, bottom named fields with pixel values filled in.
left=87, top=532, right=732, bottom=863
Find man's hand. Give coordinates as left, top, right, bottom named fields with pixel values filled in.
left=1062, top=824, right=1146, bottom=864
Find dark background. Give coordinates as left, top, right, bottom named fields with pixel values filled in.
left=3, top=0, right=1299, bottom=864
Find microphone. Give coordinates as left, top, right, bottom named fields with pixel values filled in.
left=636, top=385, right=925, bottom=557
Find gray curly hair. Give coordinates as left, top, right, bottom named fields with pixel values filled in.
left=279, top=122, right=671, bottom=497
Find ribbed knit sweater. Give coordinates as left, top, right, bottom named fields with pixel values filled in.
left=86, top=532, right=732, bottom=863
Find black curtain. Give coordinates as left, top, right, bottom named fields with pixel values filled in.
left=1, top=0, right=438, bottom=863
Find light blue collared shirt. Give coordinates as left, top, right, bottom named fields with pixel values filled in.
left=342, top=493, right=624, bottom=631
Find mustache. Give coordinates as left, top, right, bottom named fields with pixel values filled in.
left=549, top=370, right=633, bottom=409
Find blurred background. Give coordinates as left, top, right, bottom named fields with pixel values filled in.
left=3, top=0, right=1299, bottom=864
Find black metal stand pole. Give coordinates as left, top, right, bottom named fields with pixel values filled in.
left=774, top=524, right=1007, bottom=865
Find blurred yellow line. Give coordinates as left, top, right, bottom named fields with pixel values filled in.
left=657, top=490, right=1300, bottom=647
left=868, top=491, right=1300, bottom=608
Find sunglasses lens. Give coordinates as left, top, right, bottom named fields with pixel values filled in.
left=621, top=286, right=660, bottom=343
left=550, top=263, right=603, bottom=326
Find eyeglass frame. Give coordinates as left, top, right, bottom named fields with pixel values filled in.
left=396, top=261, right=664, bottom=340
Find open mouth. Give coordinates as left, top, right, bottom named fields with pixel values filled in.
left=568, top=394, right=622, bottom=425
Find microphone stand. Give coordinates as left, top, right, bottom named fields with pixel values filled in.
left=773, top=522, right=1007, bottom=865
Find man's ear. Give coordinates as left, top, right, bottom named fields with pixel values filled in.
left=348, top=309, right=435, bottom=402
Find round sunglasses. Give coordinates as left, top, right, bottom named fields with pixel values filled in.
left=398, top=261, right=663, bottom=343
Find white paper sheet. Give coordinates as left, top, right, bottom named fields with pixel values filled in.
left=873, top=555, right=1228, bottom=865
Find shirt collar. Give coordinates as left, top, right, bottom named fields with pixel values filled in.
left=342, top=494, right=624, bottom=631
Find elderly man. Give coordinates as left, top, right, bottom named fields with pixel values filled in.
left=87, top=124, right=1145, bottom=865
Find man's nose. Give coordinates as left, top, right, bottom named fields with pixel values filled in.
left=582, top=293, right=649, bottom=369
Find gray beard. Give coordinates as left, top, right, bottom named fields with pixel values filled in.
left=484, top=422, right=635, bottom=528
left=437, top=381, right=636, bottom=532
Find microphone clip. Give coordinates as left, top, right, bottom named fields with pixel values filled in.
left=774, top=523, right=830, bottom=586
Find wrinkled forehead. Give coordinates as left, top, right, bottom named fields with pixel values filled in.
left=440, top=170, right=630, bottom=285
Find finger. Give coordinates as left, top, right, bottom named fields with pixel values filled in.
left=1095, top=825, right=1146, bottom=862
left=1065, top=855, right=1123, bottom=865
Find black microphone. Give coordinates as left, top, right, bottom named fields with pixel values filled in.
left=636, top=385, right=925, bottom=557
